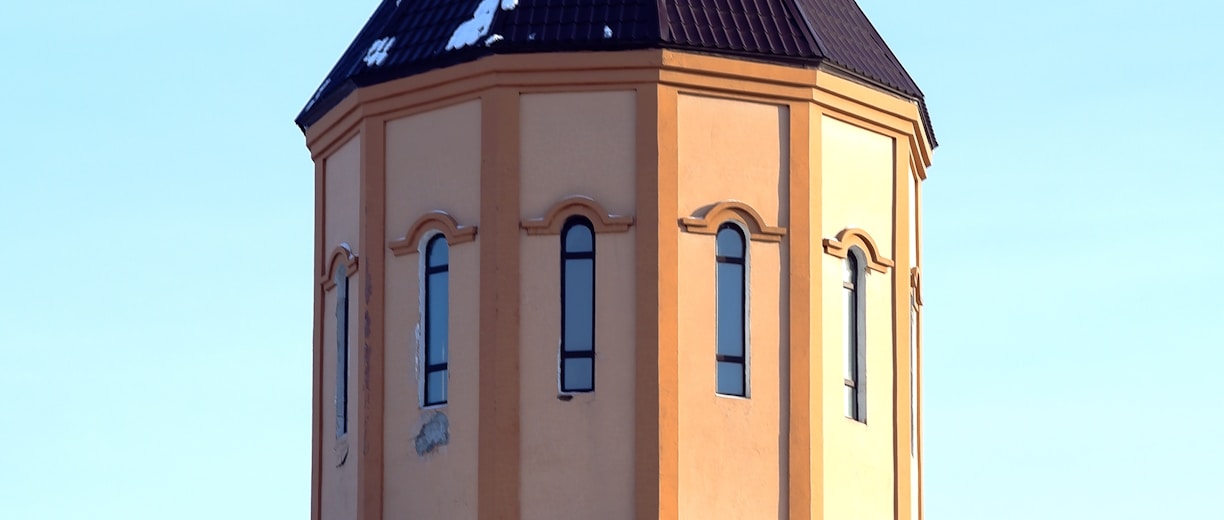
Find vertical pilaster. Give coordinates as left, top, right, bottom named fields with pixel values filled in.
left=357, top=118, right=388, bottom=520
left=312, top=158, right=326, bottom=520
left=479, top=87, right=522, bottom=520
left=786, top=100, right=812, bottom=520
left=807, top=107, right=827, bottom=516
left=892, top=138, right=912, bottom=520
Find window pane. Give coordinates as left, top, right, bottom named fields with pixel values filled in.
left=717, top=262, right=744, bottom=357
left=716, top=361, right=745, bottom=396
left=335, top=270, right=348, bottom=436
left=844, top=385, right=856, bottom=418
left=428, top=237, right=449, bottom=267
left=563, top=258, right=594, bottom=351
left=717, top=226, right=744, bottom=258
left=426, top=369, right=447, bottom=405
left=427, top=271, right=449, bottom=364
left=563, top=358, right=594, bottom=392
left=564, top=222, right=594, bottom=253
left=843, top=286, right=855, bottom=380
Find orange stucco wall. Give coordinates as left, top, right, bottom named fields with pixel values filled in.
left=819, top=115, right=897, bottom=520
left=517, top=91, right=638, bottom=520
left=382, top=101, right=483, bottom=520
left=321, top=135, right=361, bottom=520
left=306, top=49, right=931, bottom=520
left=675, top=93, right=790, bottom=519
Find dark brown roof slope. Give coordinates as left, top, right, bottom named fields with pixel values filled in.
left=296, top=0, right=934, bottom=146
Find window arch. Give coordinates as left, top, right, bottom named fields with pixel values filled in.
left=321, top=244, right=358, bottom=440
left=560, top=216, right=596, bottom=392
left=716, top=223, right=747, bottom=397
left=423, top=234, right=449, bottom=406
left=843, top=247, right=867, bottom=421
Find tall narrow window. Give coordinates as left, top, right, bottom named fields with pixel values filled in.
left=424, top=235, right=449, bottom=406
left=561, top=217, right=595, bottom=392
left=843, top=249, right=866, bottom=421
left=335, top=263, right=349, bottom=437
left=716, top=223, right=747, bottom=397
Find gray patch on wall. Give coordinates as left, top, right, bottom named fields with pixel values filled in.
left=415, top=411, right=450, bottom=456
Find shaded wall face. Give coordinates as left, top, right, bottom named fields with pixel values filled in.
left=819, top=115, right=897, bottom=520
left=675, top=93, right=790, bottom=519
left=518, top=90, right=638, bottom=520
left=321, top=135, right=362, bottom=520
left=382, top=100, right=482, bottom=520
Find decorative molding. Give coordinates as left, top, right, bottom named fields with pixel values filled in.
left=910, top=267, right=923, bottom=306
left=521, top=195, right=633, bottom=235
left=679, top=200, right=787, bottom=243
left=388, top=211, right=478, bottom=256
left=321, top=243, right=360, bottom=290
left=822, top=228, right=894, bottom=273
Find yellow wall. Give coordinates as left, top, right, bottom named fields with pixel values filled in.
left=819, top=115, right=897, bottom=520
left=382, top=102, right=483, bottom=520
left=675, top=93, right=790, bottom=519
left=517, top=91, right=638, bottom=520
left=321, top=135, right=361, bottom=520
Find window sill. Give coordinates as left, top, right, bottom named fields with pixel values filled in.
left=334, top=434, right=350, bottom=467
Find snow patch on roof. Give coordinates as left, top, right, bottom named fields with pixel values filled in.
left=364, top=37, right=396, bottom=67
left=603, top=25, right=613, bottom=39
left=445, top=0, right=517, bottom=51
left=484, top=34, right=504, bottom=46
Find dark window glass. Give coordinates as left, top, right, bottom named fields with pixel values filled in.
left=715, top=224, right=747, bottom=397
left=424, top=236, right=449, bottom=406
left=335, top=263, right=349, bottom=437
left=561, top=217, right=596, bottom=392
left=843, top=249, right=865, bottom=421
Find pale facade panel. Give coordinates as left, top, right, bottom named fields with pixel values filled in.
left=385, top=99, right=483, bottom=237
left=819, top=116, right=897, bottom=520
left=676, top=94, right=789, bottom=226
left=320, top=135, right=362, bottom=520
left=517, top=232, right=637, bottom=520
left=519, top=91, right=637, bottom=219
left=675, top=93, right=789, bottom=519
left=518, top=91, right=638, bottom=520
left=381, top=103, right=483, bottom=520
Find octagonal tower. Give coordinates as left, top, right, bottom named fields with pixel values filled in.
left=297, top=1, right=934, bottom=519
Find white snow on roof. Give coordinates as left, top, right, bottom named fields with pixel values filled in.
left=364, top=37, right=396, bottom=67
left=603, top=25, right=613, bottom=39
left=484, top=34, right=504, bottom=46
left=446, top=0, right=518, bottom=51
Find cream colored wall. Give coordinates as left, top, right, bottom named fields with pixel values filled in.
left=819, top=115, right=897, bottom=520
left=519, top=91, right=637, bottom=218
left=517, top=91, right=638, bottom=520
left=321, top=135, right=361, bottom=520
left=382, top=101, right=483, bottom=520
left=675, top=93, right=789, bottom=519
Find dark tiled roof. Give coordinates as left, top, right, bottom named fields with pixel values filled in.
left=297, top=0, right=935, bottom=146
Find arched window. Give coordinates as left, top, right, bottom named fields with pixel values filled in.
left=561, top=217, right=596, bottom=392
left=423, top=235, right=449, bottom=406
left=716, top=223, right=747, bottom=397
left=844, top=248, right=867, bottom=421
left=335, top=263, right=350, bottom=437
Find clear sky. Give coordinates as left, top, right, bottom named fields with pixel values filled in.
left=0, top=1, right=1220, bottom=519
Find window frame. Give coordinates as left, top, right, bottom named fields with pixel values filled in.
left=560, top=216, right=597, bottom=393
left=715, top=222, right=749, bottom=397
left=422, top=234, right=449, bottom=407
left=843, top=247, right=867, bottom=422
left=334, top=264, right=350, bottom=438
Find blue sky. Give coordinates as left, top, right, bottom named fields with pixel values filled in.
left=0, top=1, right=1220, bottom=518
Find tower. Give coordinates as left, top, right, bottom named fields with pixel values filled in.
left=296, top=0, right=933, bottom=518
